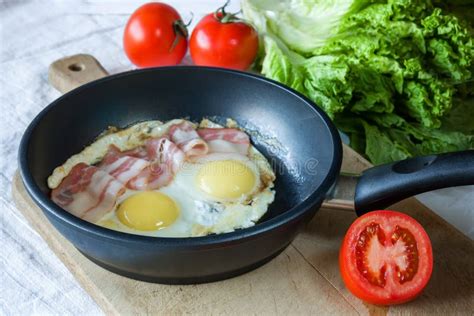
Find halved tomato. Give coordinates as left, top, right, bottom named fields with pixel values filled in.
left=340, top=210, right=433, bottom=305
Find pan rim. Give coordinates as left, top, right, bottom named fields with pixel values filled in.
left=19, top=65, right=342, bottom=247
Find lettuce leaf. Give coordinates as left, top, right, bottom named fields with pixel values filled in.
left=336, top=112, right=474, bottom=164
left=241, top=0, right=369, bottom=55
left=243, top=0, right=474, bottom=164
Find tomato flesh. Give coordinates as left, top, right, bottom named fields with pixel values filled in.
left=340, top=210, right=433, bottom=305
left=190, top=13, right=259, bottom=70
left=123, top=2, right=187, bottom=67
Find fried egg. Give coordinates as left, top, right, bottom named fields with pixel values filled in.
left=51, top=119, right=276, bottom=237
left=175, top=153, right=261, bottom=203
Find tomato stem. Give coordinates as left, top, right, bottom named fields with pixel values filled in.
left=184, top=12, right=194, bottom=27
left=213, top=0, right=242, bottom=24
left=170, top=19, right=189, bottom=52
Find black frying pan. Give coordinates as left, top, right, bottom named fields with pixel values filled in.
left=19, top=55, right=474, bottom=284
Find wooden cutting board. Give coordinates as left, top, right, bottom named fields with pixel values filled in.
left=12, top=143, right=474, bottom=315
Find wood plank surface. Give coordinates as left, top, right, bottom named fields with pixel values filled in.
left=11, top=145, right=474, bottom=315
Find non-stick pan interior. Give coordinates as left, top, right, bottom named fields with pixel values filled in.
left=24, top=67, right=340, bottom=223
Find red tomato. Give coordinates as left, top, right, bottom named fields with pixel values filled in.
left=340, top=210, right=433, bottom=305
left=123, top=2, right=187, bottom=67
left=190, top=4, right=258, bottom=70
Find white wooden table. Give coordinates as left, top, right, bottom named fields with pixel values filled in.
left=1, top=1, right=472, bottom=314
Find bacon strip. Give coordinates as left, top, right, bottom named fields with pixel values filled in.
left=126, top=162, right=173, bottom=191
left=197, top=128, right=250, bottom=155
left=169, top=121, right=208, bottom=157
left=145, top=137, right=185, bottom=172
left=127, top=137, right=185, bottom=190
left=99, top=145, right=149, bottom=184
left=51, top=163, right=125, bottom=223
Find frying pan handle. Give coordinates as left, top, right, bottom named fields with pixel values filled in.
left=48, top=54, right=108, bottom=93
left=354, top=150, right=474, bottom=216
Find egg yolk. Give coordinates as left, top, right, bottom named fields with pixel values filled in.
left=117, top=192, right=179, bottom=231
left=196, top=160, right=256, bottom=200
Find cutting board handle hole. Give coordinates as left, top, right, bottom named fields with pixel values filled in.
left=68, top=63, right=85, bottom=72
